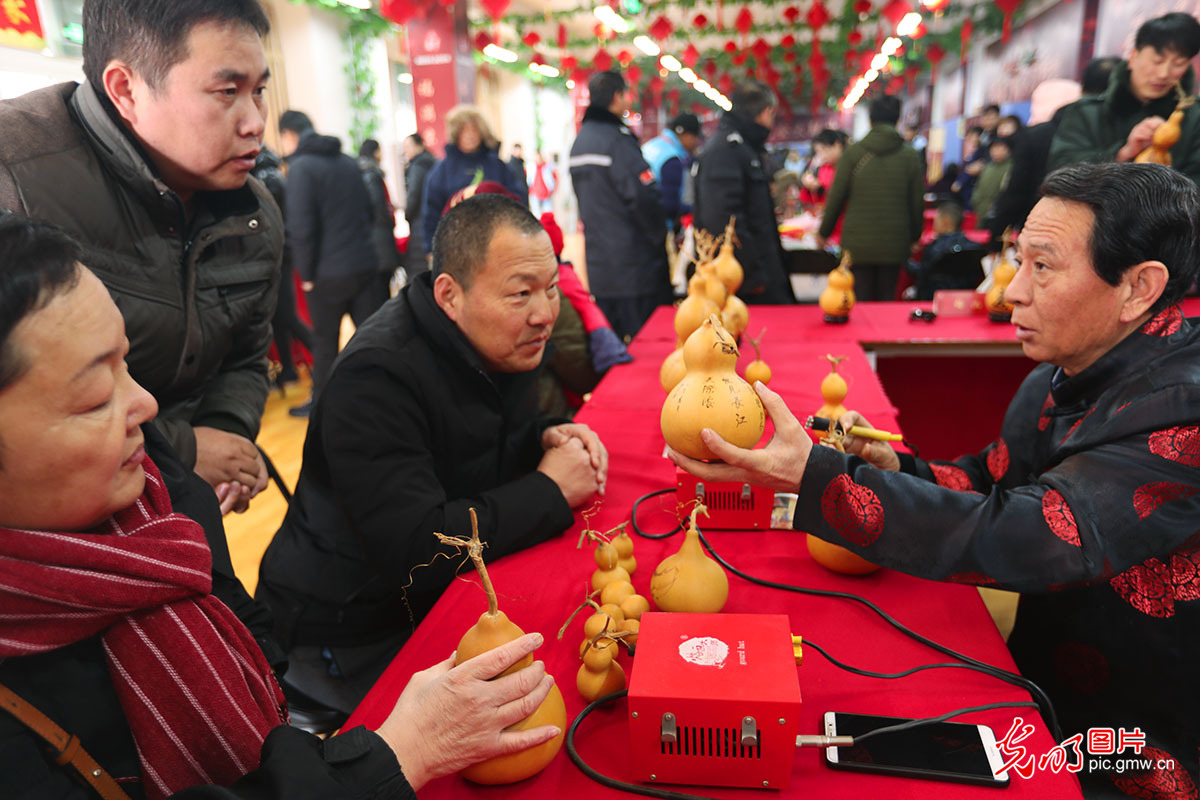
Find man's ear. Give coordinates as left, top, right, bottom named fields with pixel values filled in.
left=433, top=272, right=462, bottom=322
left=102, top=61, right=141, bottom=126
left=1120, top=260, right=1170, bottom=323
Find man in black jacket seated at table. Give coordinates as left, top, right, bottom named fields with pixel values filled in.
left=258, top=194, right=607, bottom=715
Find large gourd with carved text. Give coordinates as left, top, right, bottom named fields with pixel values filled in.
left=661, top=315, right=765, bottom=461
left=442, top=510, right=566, bottom=785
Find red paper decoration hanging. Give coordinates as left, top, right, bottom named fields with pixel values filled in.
left=472, top=30, right=492, bottom=51
left=648, top=14, right=674, bottom=40
left=847, top=29, right=864, bottom=46
left=781, top=33, right=796, bottom=48
left=703, top=60, right=717, bottom=78
left=809, top=39, right=826, bottom=71
left=853, top=0, right=873, bottom=15
left=561, top=55, right=578, bottom=71
left=682, top=43, right=701, bottom=68
left=844, top=48, right=859, bottom=67
left=617, top=48, right=634, bottom=66
left=887, top=75, right=905, bottom=93
left=724, top=40, right=738, bottom=54
left=522, top=31, right=540, bottom=47
left=807, top=1, right=831, bottom=31
left=718, top=74, right=734, bottom=94
left=530, top=51, right=545, bottom=66
left=993, top=0, right=1022, bottom=43
left=380, top=0, right=422, bottom=25
left=960, top=16, right=973, bottom=64
left=732, top=51, right=748, bottom=66
left=783, top=5, right=800, bottom=24
left=784, top=50, right=796, bottom=63
left=557, top=22, right=567, bottom=49
left=752, top=37, right=771, bottom=61
left=626, top=63, right=642, bottom=85
left=905, top=63, right=920, bottom=92
left=735, top=7, right=754, bottom=36
left=881, top=0, right=911, bottom=26
left=910, top=22, right=927, bottom=39
left=693, top=13, right=708, bottom=29
left=594, top=47, right=613, bottom=71
left=478, top=0, right=510, bottom=23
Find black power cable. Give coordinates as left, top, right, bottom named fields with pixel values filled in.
left=628, top=490, right=1063, bottom=742
left=630, top=487, right=681, bottom=539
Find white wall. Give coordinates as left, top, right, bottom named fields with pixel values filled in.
left=269, top=0, right=354, bottom=148
left=0, top=47, right=82, bottom=99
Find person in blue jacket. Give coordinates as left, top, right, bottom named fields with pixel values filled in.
left=420, top=106, right=526, bottom=256
left=642, top=112, right=702, bottom=231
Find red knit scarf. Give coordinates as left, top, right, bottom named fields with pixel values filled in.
left=0, top=459, right=287, bottom=799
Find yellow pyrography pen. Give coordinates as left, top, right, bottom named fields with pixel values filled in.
left=805, top=416, right=904, bottom=442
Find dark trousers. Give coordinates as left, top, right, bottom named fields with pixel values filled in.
left=272, top=261, right=313, bottom=381
left=853, top=263, right=904, bottom=302
left=306, top=271, right=388, bottom=398
left=595, top=288, right=673, bottom=342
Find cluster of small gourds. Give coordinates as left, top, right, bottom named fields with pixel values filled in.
left=571, top=526, right=646, bottom=702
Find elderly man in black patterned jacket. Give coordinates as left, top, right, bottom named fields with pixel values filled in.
left=672, top=163, right=1200, bottom=799
left=0, top=0, right=280, bottom=514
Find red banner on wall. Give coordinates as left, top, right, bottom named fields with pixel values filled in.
left=407, top=3, right=474, bottom=158
left=0, top=0, right=47, bottom=51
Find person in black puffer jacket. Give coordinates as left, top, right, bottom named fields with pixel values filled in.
left=279, top=111, right=385, bottom=417
left=693, top=80, right=794, bottom=305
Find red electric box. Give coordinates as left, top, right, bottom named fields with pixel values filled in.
left=675, top=468, right=773, bottom=530
left=628, top=613, right=802, bottom=790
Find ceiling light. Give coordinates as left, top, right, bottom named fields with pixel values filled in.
left=566, top=79, right=576, bottom=88
left=871, top=52, right=889, bottom=71
left=865, top=68, right=879, bottom=81
left=693, top=79, right=711, bottom=92
left=896, top=12, right=923, bottom=37
left=539, top=64, right=560, bottom=78
left=594, top=6, right=630, bottom=34
left=659, top=54, right=681, bottom=71
left=338, top=0, right=371, bottom=8
left=483, top=44, right=518, bottom=63
left=881, top=37, right=902, bottom=56
left=678, top=67, right=697, bottom=83
left=397, top=72, right=412, bottom=84
left=633, top=35, right=660, bottom=56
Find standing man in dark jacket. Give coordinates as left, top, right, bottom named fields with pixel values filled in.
left=569, top=70, right=672, bottom=339
left=401, top=132, right=435, bottom=275
left=0, top=0, right=279, bottom=514
left=1049, top=12, right=1200, bottom=186
left=257, top=195, right=606, bottom=714
left=278, top=110, right=383, bottom=418
left=818, top=94, right=924, bottom=302
left=357, top=138, right=400, bottom=296
left=694, top=81, right=793, bottom=304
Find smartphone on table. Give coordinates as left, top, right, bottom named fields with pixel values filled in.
left=823, top=711, right=1010, bottom=788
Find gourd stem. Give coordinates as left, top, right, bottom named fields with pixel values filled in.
left=466, top=508, right=498, bottom=617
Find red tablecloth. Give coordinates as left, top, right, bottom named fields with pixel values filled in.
left=343, top=305, right=1083, bottom=798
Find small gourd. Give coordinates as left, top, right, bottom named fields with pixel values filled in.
left=816, top=354, right=848, bottom=421
left=661, top=315, right=766, bottom=461
left=712, top=217, right=745, bottom=294
left=650, top=504, right=729, bottom=613
left=440, top=509, right=567, bottom=785
left=819, top=251, right=856, bottom=323
left=674, top=292, right=721, bottom=343
left=660, top=344, right=686, bottom=393
left=985, top=229, right=1016, bottom=322
left=721, top=293, right=749, bottom=340
left=806, top=534, right=880, bottom=576
left=744, top=328, right=771, bottom=385
left=613, top=528, right=636, bottom=575
left=698, top=264, right=728, bottom=308
left=576, top=641, right=626, bottom=701
left=1136, top=92, right=1193, bottom=165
